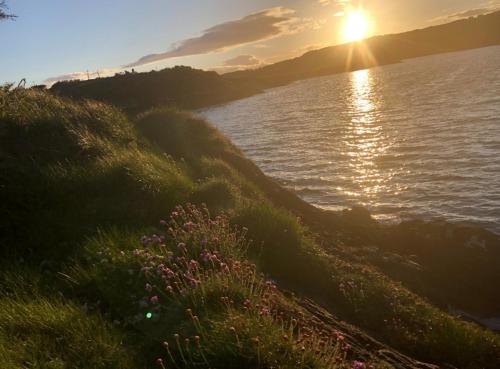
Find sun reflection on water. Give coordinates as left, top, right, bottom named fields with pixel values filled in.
left=352, top=69, right=374, bottom=114
left=345, top=69, right=389, bottom=202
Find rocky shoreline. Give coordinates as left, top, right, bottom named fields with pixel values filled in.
left=207, top=135, right=500, bottom=324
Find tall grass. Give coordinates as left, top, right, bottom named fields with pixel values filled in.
left=1, top=88, right=499, bottom=368
left=1, top=88, right=194, bottom=260
left=69, top=205, right=376, bottom=369
left=231, top=202, right=500, bottom=368
left=0, top=267, right=135, bottom=369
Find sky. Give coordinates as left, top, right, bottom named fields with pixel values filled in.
left=0, top=0, right=499, bottom=86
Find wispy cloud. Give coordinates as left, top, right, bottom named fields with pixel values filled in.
left=44, top=6, right=327, bottom=85
left=223, top=54, right=261, bottom=67
left=298, top=42, right=330, bottom=54
left=126, top=7, right=316, bottom=67
left=318, top=0, right=349, bottom=7
left=429, top=1, right=500, bottom=23
left=44, top=68, right=120, bottom=87
left=211, top=54, right=265, bottom=74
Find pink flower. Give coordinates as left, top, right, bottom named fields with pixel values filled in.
left=151, top=295, right=159, bottom=304
left=141, top=266, right=152, bottom=273
left=220, top=262, right=230, bottom=273
left=163, top=267, right=175, bottom=279
left=189, top=279, right=201, bottom=288
left=151, top=234, right=162, bottom=243
left=265, top=280, right=277, bottom=289
left=189, top=260, right=199, bottom=270
left=260, top=307, right=271, bottom=316
left=353, top=361, right=365, bottom=369
left=145, top=283, right=153, bottom=292
left=183, top=222, right=195, bottom=230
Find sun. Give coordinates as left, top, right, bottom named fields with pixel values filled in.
left=343, top=10, right=369, bottom=42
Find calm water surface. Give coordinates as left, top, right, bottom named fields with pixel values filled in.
left=199, top=46, right=500, bottom=234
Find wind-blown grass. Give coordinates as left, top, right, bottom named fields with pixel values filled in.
left=0, top=267, right=134, bottom=369
left=70, top=205, right=372, bottom=369
left=1, top=87, right=499, bottom=369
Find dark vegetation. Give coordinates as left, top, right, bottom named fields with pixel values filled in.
left=51, top=66, right=260, bottom=115
left=0, top=0, right=15, bottom=21
left=51, top=11, right=500, bottom=113
left=1, top=86, right=500, bottom=368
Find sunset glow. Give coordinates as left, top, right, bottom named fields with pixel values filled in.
left=2, top=1, right=500, bottom=368
left=343, top=10, right=369, bottom=42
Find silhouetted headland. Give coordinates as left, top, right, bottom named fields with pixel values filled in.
left=51, top=11, right=500, bottom=113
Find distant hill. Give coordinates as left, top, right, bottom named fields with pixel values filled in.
left=225, top=10, right=500, bottom=88
left=51, top=10, right=500, bottom=113
left=51, top=66, right=260, bottom=114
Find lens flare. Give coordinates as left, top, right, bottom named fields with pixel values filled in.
left=343, top=10, right=369, bottom=42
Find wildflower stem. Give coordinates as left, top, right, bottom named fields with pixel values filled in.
left=174, top=335, right=187, bottom=365
left=164, top=344, right=180, bottom=369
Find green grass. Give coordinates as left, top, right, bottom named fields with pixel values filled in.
left=0, top=267, right=135, bottom=369
left=66, top=205, right=372, bottom=369
left=1, top=88, right=195, bottom=260
left=1, top=86, right=500, bottom=369
left=231, top=202, right=500, bottom=368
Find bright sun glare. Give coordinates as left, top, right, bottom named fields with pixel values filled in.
left=343, top=10, right=369, bottom=42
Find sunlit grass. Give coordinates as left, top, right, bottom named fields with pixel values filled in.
left=1, top=87, right=499, bottom=369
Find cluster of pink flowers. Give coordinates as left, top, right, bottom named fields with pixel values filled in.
left=352, top=360, right=366, bottom=369
left=130, top=205, right=251, bottom=316
left=129, top=204, right=370, bottom=368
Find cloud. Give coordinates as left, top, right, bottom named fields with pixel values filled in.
left=210, top=54, right=265, bottom=74
left=223, top=54, right=261, bottom=67
left=44, top=68, right=120, bottom=87
left=429, top=2, right=500, bottom=23
left=252, top=43, right=270, bottom=49
left=126, top=7, right=315, bottom=67
left=43, top=6, right=328, bottom=85
left=318, top=0, right=349, bottom=7
left=447, top=6, right=500, bottom=19
left=298, top=42, right=330, bottom=54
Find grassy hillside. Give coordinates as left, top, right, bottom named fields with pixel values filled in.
left=1, top=86, right=500, bottom=368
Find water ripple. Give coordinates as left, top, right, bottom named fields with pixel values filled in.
left=200, top=46, right=500, bottom=234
